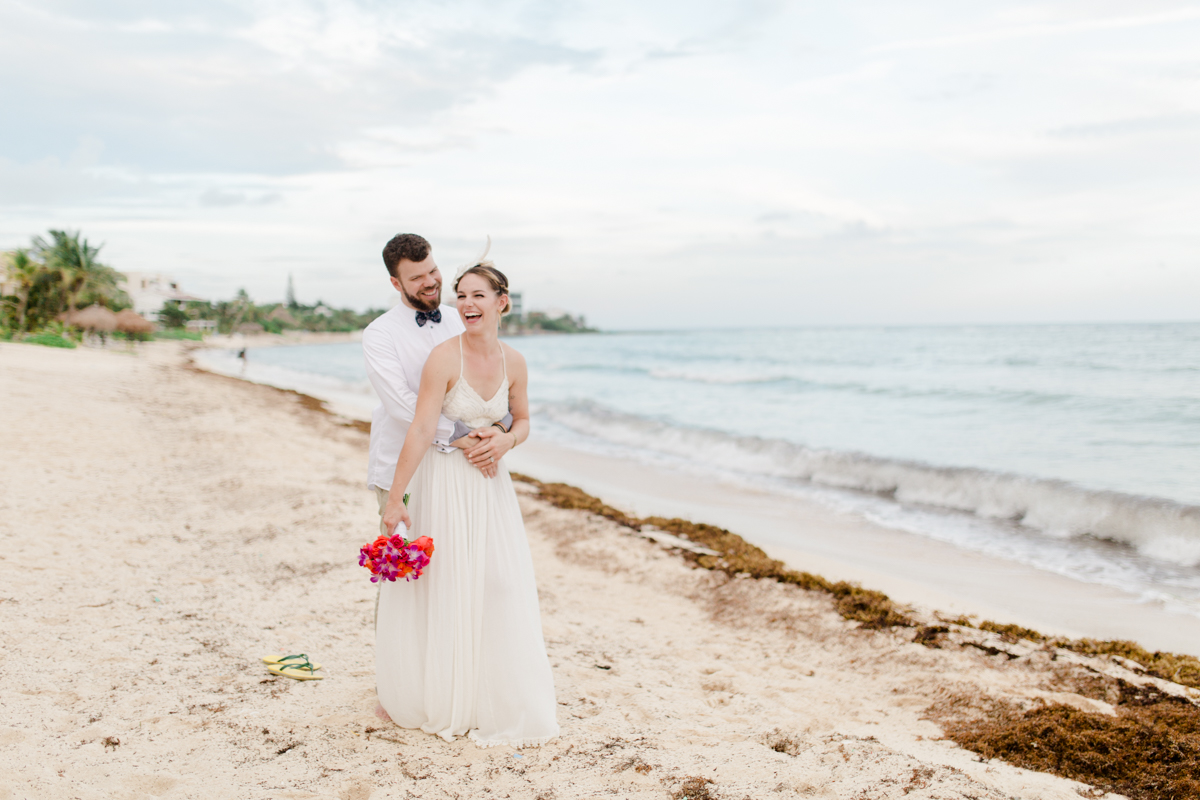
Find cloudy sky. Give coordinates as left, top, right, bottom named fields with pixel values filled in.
left=2, top=1, right=1198, bottom=328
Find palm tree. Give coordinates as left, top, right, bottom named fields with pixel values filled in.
left=8, top=249, right=44, bottom=332
left=33, top=230, right=126, bottom=317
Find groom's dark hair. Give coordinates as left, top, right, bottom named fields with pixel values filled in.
left=382, top=234, right=431, bottom=277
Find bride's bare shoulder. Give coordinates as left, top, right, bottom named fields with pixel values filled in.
left=424, top=337, right=461, bottom=372
left=500, top=341, right=527, bottom=373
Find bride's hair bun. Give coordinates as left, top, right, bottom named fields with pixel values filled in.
left=454, top=262, right=511, bottom=315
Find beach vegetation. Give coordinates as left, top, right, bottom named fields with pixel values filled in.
left=32, top=230, right=130, bottom=318
left=6, top=249, right=42, bottom=332
left=1, top=231, right=130, bottom=335
left=157, top=300, right=191, bottom=329
left=153, top=328, right=204, bottom=341
left=154, top=292, right=386, bottom=335
left=502, top=310, right=597, bottom=335
left=22, top=331, right=77, bottom=348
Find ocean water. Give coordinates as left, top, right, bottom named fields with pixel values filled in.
left=195, top=323, right=1200, bottom=618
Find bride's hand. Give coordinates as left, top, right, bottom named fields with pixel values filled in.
left=465, top=427, right=501, bottom=478
left=465, top=428, right=512, bottom=478
left=382, top=498, right=411, bottom=536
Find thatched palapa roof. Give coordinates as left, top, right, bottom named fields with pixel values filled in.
left=71, top=305, right=118, bottom=332
left=267, top=305, right=298, bottom=326
left=115, top=308, right=154, bottom=334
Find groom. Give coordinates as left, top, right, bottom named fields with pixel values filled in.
left=362, top=233, right=512, bottom=534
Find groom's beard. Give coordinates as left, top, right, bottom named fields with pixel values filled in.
left=403, top=281, right=442, bottom=313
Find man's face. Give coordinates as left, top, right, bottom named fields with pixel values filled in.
left=391, top=255, right=442, bottom=312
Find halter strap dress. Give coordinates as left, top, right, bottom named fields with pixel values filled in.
left=442, top=335, right=509, bottom=430
left=375, top=336, right=558, bottom=748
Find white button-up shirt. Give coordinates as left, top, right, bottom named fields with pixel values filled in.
left=363, top=303, right=465, bottom=491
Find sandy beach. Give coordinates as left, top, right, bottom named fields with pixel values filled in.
left=2, top=340, right=1196, bottom=800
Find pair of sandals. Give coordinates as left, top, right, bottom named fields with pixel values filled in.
left=262, top=653, right=324, bottom=681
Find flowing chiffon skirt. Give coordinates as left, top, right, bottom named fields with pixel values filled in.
left=375, top=448, right=559, bottom=747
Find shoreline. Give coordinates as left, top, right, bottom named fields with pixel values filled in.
left=3, top=338, right=1198, bottom=799
left=203, top=330, right=364, bottom=348
left=507, top=440, right=1200, bottom=657
left=185, top=339, right=1200, bottom=655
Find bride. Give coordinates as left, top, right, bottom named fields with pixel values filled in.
left=375, top=256, right=559, bottom=748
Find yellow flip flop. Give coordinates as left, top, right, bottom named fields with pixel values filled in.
left=262, top=653, right=323, bottom=672
left=268, top=659, right=324, bottom=681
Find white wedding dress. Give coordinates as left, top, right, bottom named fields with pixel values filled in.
left=375, top=338, right=559, bottom=748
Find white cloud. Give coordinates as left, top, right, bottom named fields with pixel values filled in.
left=1, top=0, right=1198, bottom=327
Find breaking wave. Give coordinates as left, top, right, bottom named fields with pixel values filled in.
left=538, top=401, right=1200, bottom=568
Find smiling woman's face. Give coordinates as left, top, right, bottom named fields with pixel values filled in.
left=456, top=272, right=507, bottom=330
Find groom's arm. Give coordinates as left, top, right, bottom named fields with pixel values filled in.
left=363, top=328, right=456, bottom=449
left=449, top=412, right=513, bottom=445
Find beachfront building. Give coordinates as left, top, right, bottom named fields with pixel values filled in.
left=122, top=272, right=204, bottom=321
left=186, top=319, right=217, bottom=334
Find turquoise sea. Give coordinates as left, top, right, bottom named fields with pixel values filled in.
left=196, top=323, right=1200, bottom=620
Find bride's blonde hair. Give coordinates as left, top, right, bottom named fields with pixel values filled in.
left=454, top=262, right=511, bottom=315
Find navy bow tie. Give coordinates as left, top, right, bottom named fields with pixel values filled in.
left=415, top=308, right=442, bottom=327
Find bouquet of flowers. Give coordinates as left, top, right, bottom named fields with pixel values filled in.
left=358, top=494, right=435, bottom=582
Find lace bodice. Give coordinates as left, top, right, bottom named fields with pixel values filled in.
left=442, top=336, right=509, bottom=430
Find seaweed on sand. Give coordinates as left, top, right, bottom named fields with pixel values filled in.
left=977, top=620, right=1046, bottom=643
left=512, top=474, right=914, bottom=629
left=511, top=472, right=1200, bottom=799
left=967, top=621, right=1200, bottom=691
left=941, top=682, right=1200, bottom=800
left=1061, top=638, right=1200, bottom=690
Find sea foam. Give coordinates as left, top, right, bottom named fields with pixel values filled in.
left=539, top=401, right=1200, bottom=569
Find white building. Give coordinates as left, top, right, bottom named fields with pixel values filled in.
left=121, top=272, right=204, bottom=320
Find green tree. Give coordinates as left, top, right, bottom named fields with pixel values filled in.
left=158, top=301, right=189, bottom=329
left=8, top=249, right=44, bottom=332
left=32, top=230, right=128, bottom=316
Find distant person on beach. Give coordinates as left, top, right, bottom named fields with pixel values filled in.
left=237, top=348, right=247, bottom=374
left=364, top=234, right=558, bottom=747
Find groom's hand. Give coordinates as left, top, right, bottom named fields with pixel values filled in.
left=464, top=427, right=514, bottom=477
